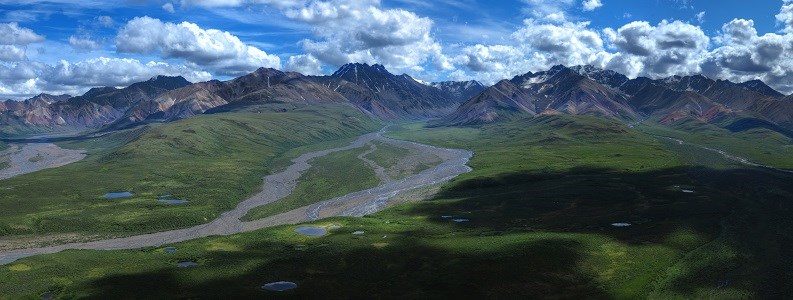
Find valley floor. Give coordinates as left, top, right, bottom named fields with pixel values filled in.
left=0, top=143, right=85, bottom=181
left=1, top=113, right=793, bottom=299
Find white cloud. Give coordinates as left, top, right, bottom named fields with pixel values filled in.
left=702, top=18, right=793, bottom=93
left=695, top=11, right=706, bottom=24
left=181, top=0, right=305, bottom=8
left=0, top=58, right=211, bottom=99
left=0, top=45, right=28, bottom=62
left=162, top=3, right=176, bottom=13
left=604, top=20, right=709, bottom=77
left=450, top=19, right=612, bottom=84
left=521, top=0, right=574, bottom=18
left=282, top=0, right=449, bottom=75
left=777, top=0, right=793, bottom=32
left=68, top=35, right=100, bottom=51
left=46, top=57, right=210, bottom=87
left=285, top=54, right=323, bottom=75
left=582, top=0, right=603, bottom=11
left=0, top=22, right=45, bottom=45
left=97, top=16, right=114, bottom=27
left=115, top=16, right=281, bottom=76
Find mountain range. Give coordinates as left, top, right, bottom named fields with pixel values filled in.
left=0, top=63, right=484, bottom=134
left=440, top=65, right=793, bottom=136
left=2, top=62, right=793, bottom=137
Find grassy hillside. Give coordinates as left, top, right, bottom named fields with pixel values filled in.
left=641, top=117, right=793, bottom=168
left=0, top=105, right=381, bottom=239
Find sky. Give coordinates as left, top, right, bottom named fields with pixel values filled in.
left=1, top=0, right=793, bottom=99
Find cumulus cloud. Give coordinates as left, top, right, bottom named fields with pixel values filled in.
left=0, top=58, right=211, bottom=99
left=0, top=45, right=28, bottom=62
left=115, top=16, right=280, bottom=76
left=0, top=23, right=44, bottom=62
left=285, top=54, right=323, bottom=75
left=450, top=19, right=613, bottom=83
left=582, top=0, right=603, bottom=11
left=281, top=0, right=450, bottom=75
left=701, top=18, right=793, bottom=93
left=776, top=0, right=793, bottom=32
left=605, top=20, right=709, bottom=77
left=68, top=35, right=100, bottom=51
left=0, top=22, right=44, bottom=45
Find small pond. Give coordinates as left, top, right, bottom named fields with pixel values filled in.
left=176, top=261, right=198, bottom=267
left=262, top=281, right=297, bottom=292
left=104, top=192, right=133, bottom=199
left=294, top=226, right=327, bottom=236
left=158, top=199, right=190, bottom=204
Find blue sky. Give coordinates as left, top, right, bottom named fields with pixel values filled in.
left=2, top=0, right=793, bottom=98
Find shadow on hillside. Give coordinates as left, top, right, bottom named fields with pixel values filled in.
left=76, top=166, right=793, bottom=298
left=409, top=165, right=793, bottom=297
left=84, top=238, right=609, bottom=299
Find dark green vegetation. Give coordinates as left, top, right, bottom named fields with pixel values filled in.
left=640, top=117, right=793, bottom=168
left=242, top=147, right=381, bottom=221
left=4, top=114, right=793, bottom=298
left=0, top=105, right=380, bottom=238
left=364, top=141, right=439, bottom=179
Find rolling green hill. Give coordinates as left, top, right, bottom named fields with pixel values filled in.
left=0, top=105, right=380, bottom=239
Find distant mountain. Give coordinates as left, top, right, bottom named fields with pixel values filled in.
left=441, top=65, right=637, bottom=125
left=6, top=63, right=792, bottom=136
left=598, top=69, right=790, bottom=127
left=320, top=63, right=463, bottom=118
left=441, top=64, right=793, bottom=135
left=112, top=63, right=464, bottom=127
left=0, top=76, right=191, bottom=132
left=430, top=80, right=486, bottom=103
left=738, top=80, right=784, bottom=98
left=440, top=79, right=537, bottom=126
left=0, top=63, right=473, bottom=133
left=107, top=68, right=349, bottom=129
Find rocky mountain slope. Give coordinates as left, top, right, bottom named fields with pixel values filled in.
left=430, top=80, right=486, bottom=104
left=443, top=65, right=790, bottom=132
left=0, top=76, right=191, bottom=130
left=1, top=64, right=478, bottom=133
left=5, top=63, right=792, bottom=136
left=441, top=65, right=638, bottom=125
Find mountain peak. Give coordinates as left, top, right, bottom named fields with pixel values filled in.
left=82, top=86, right=118, bottom=98
left=30, top=93, right=71, bottom=104
left=739, top=79, right=784, bottom=98
left=133, top=75, right=191, bottom=91
left=333, top=63, right=392, bottom=78
left=549, top=64, right=569, bottom=73
left=252, top=67, right=285, bottom=77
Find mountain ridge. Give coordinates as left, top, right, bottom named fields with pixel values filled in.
left=3, top=63, right=791, bottom=136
